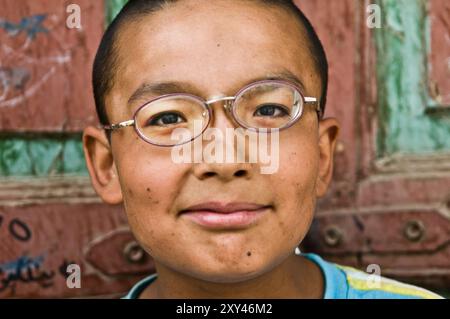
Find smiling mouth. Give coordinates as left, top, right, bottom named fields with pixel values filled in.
left=179, top=202, right=272, bottom=230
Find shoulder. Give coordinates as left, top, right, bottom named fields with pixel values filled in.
left=122, top=273, right=158, bottom=299
left=336, top=264, right=443, bottom=299
left=302, top=253, right=444, bottom=299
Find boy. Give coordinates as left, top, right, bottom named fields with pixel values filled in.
left=83, top=0, right=443, bottom=299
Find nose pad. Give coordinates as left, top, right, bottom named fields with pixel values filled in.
left=205, top=98, right=237, bottom=129
left=205, top=97, right=235, bottom=113
left=223, top=100, right=233, bottom=112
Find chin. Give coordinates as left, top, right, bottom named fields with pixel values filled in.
left=186, top=255, right=273, bottom=284
left=194, top=268, right=266, bottom=284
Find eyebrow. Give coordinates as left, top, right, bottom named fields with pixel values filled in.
left=127, top=69, right=306, bottom=106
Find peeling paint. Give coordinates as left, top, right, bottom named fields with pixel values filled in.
left=375, top=0, right=450, bottom=156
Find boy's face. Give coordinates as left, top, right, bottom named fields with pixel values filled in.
left=84, top=0, right=339, bottom=283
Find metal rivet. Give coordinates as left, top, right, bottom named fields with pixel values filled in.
left=403, top=220, right=425, bottom=242
left=323, top=225, right=343, bottom=247
left=123, top=241, right=146, bottom=264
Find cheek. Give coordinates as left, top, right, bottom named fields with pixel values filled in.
left=270, top=135, right=319, bottom=242
left=278, top=139, right=319, bottom=196
left=113, top=143, right=190, bottom=250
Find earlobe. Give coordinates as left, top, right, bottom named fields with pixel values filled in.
left=315, top=118, right=340, bottom=198
left=82, top=126, right=123, bottom=204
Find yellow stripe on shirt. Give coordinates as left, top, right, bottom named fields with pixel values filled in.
left=336, top=265, right=443, bottom=299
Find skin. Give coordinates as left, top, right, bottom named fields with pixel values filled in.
left=83, top=0, right=339, bottom=298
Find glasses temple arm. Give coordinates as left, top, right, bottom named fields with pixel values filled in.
left=304, top=97, right=323, bottom=119
left=101, top=119, right=135, bottom=130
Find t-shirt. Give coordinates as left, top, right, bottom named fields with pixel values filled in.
left=122, top=253, right=443, bottom=299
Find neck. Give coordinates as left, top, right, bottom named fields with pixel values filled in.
left=141, top=254, right=324, bottom=299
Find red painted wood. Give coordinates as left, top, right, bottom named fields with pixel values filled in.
left=304, top=209, right=450, bottom=254
left=428, top=0, right=450, bottom=106
left=0, top=203, right=154, bottom=298
left=296, top=0, right=359, bottom=210
left=1, top=0, right=449, bottom=298
left=0, top=0, right=103, bottom=131
left=85, top=228, right=155, bottom=277
left=299, top=0, right=450, bottom=290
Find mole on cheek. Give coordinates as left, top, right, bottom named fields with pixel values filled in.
left=146, top=188, right=155, bottom=201
left=247, top=251, right=252, bottom=257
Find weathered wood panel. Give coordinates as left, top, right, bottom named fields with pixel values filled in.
left=301, top=0, right=450, bottom=291
left=374, top=0, right=450, bottom=155
left=0, top=203, right=154, bottom=298
left=0, top=0, right=103, bottom=131
left=296, top=0, right=358, bottom=210
left=0, top=135, right=87, bottom=177
left=0, top=0, right=448, bottom=298
left=428, top=0, right=450, bottom=107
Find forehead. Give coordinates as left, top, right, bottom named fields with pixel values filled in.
left=109, top=0, right=320, bottom=113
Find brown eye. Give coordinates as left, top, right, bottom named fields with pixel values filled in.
left=253, top=104, right=289, bottom=117
left=147, top=112, right=186, bottom=126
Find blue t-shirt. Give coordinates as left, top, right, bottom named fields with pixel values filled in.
left=122, top=253, right=443, bottom=299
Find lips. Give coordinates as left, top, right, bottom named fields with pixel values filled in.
left=179, top=202, right=271, bottom=229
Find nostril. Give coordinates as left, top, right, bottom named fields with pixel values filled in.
left=204, top=172, right=216, bottom=178
left=234, top=170, right=247, bottom=177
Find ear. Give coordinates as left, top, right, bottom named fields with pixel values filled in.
left=82, top=126, right=123, bottom=204
left=315, top=118, right=340, bottom=198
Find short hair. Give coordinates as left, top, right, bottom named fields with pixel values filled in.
left=92, top=0, right=328, bottom=126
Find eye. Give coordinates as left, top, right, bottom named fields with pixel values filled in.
left=253, top=104, right=289, bottom=117
left=147, top=112, right=186, bottom=126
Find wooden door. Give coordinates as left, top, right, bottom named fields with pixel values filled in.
left=299, top=0, right=450, bottom=294
left=0, top=0, right=153, bottom=298
left=1, top=0, right=448, bottom=298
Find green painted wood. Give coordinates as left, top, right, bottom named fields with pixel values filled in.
left=106, top=0, right=129, bottom=25
left=0, top=0, right=125, bottom=178
left=375, top=0, right=450, bottom=156
left=27, top=138, right=63, bottom=176
left=63, top=138, right=88, bottom=175
left=0, top=138, right=33, bottom=176
left=0, top=136, right=87, bottom=177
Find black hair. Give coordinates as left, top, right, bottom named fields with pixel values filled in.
left=92, top=0, right=328, bottom=126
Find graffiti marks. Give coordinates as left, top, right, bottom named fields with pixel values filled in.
left=0, top=13, right=72, bottom=109
left=8, top=218, right=32, bottom=242
left=0, top=254, right=55, bottom=293
left=0, top=66, right=56, bottom=108
left=0, top=15, right=48, bottom=40
left=0, top=67, right=30, bottom=90
left=0, top=214, right=32, bottom=242
left=0, top=254, right=79, bottom=294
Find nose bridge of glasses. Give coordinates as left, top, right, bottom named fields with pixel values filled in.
left=203, top=96, right=238, bottom=129
left=205, top=96, right=235, bottom=111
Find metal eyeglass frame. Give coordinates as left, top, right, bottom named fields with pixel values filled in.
left=102, top=79, right=322, bottom=147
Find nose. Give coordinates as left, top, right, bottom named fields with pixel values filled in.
left=205, top=96, right=235, bottom=125
left=192, top=97, right=254, bottom=182
left=193, top=161, right=253, bottom=182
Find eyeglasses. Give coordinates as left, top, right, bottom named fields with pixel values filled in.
left=102, top=79, right=321, bottom=147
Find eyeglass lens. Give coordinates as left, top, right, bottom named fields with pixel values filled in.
left=134, top=82, right=303, bottom=146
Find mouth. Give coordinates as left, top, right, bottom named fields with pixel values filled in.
left=179, top=202, right=272, bottom=230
